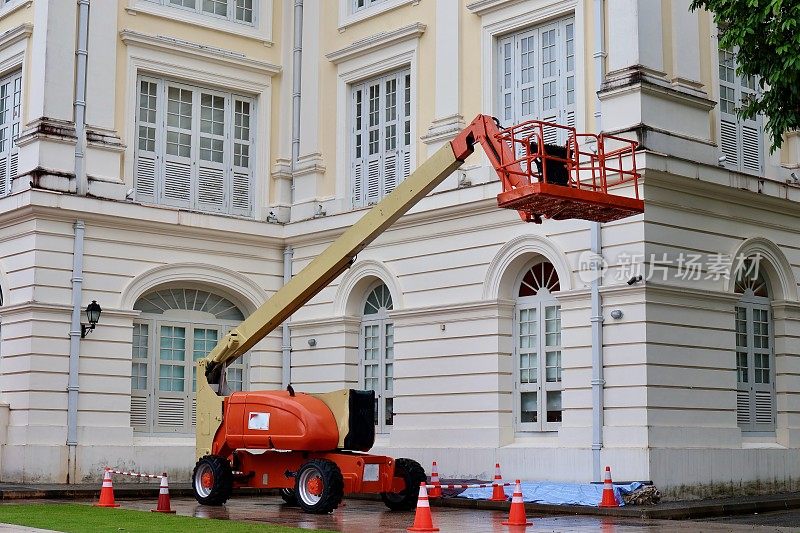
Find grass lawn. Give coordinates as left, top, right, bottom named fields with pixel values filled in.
left=0, top=503, right=336, bottom=533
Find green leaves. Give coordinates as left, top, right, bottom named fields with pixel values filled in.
left=691, top=0, right=800, bottom=152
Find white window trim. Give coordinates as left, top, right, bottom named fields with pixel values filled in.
left=125, top=0, right=273, bottom=45
left=0, top=0, right=31, bottom=18
left=122, top=32, right=275, bottom=220
left=338, top=0, right=419, bottom=31
left=713, top=42, right=764, bottom=176
left=331, top=26, right=422, bottom=211
left=477, top=0, right=584, bottom=134
left=735, top=294, right=776, bottom=435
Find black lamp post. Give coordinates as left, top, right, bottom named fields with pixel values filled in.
left=81, top=300, right=102, bottom=338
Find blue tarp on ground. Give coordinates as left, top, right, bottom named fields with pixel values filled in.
left=456, top=481, right=643, bottom=507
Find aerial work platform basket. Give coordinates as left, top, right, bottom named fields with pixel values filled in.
left=452, top=115, right=644, bottom=224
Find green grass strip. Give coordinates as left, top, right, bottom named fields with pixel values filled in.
left=0, top=503, right=336, bottom=533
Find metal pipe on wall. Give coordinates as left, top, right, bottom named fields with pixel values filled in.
left=74, top=0, right=90, bottom=196
left=66, top=220, right=85, bottom=483
left=290, top=0, right=303, bottom=205
left=281, top=245, right=293, bottom=388
left=591, top=0, right=607, bottom=484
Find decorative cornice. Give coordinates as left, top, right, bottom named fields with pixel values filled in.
left=326, top=23, right=426, bottom=65
left=119, top=30, right=281, bottom=75
left=466, top=0, right=527, bottom=16
left=0, top=22, right=32, bottom=50
left=389, top=298, right=516, bottom=322
left=289, top=315, right=361, bottom=329
left=600, top=66, right=716, bottom=112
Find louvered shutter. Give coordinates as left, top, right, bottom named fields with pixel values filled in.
left=382, top=74, right=401, bottom=195
left=231, top=97, right=253, bottom=216
left=537, top=23, right=560, bottom=145
left=0, top=70, right=22, bottom=198
left=162, top=84, right=193, bottom=208
left=197, top=91, right=227, bottom=212
left=135, top=78, right=159, bottom=203
left=0, top=155, right=6, bottom=197
left=750, top=306, right=774, bottom=432
left=563, top=19, right=576, bottom=131
left=401, top=72, right=412, bottom=180
left=154, top=324, right=189, bottom=432
left=498, top=36, right=515, bottom=125
left=131, top=322, right=151, bottom=430
left=365, top=80, right=382, bottom=205
left=352, top=85, right=365, bottom=206
left=739, top=75, right=762, bottom=174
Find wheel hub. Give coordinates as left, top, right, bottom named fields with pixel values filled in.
left=201, top=471, right=214, bottom=489
left=306, top=476, right=323, bottom=496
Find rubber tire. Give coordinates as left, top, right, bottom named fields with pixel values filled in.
left=280, top=488, right=298, bottom=506
left=381, top=458, right=427, bottom=511
left=192, top=455, right=233, bottom=506
left=294, top=459, right=344, bottom=514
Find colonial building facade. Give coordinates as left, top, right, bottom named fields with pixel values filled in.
left=0, top=0, right=799, bottom=497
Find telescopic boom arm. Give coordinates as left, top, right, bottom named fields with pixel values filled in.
left=196, top=115, right=506, bottom=457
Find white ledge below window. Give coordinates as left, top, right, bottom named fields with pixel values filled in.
left=326, top=22, right=426, bottom=65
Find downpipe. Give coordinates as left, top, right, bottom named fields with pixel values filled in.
left=281, top=246, right=293, bottom=388
left=74, top=0, right=90, bottom=196
left=591, top=0, right=606, bottom=484
left=66, top=220, right=85, bottom=483
left=290, top=0, right=303, bottom=205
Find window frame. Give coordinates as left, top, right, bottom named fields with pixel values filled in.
left=350, top=68, right=412, bottom=208
left=717, top=46, right=764, bottom=175
left=735, top=291, right=776, bottom=435
left=0, top=69, right=22, bottom=198
left=358, top=283, right=394, bottom=434
left=513, top=261, right=563, bottom=433
left=143, top=0, right=257, bottom=26
left=134, top=74, right=255, bottom=217
left=496, top=16, right=576, bottom=143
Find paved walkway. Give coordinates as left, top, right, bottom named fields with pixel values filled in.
left=0, top=526, right=58, bottom=533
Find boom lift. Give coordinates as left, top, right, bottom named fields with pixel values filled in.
left=193, top=115, right=642, bottom=514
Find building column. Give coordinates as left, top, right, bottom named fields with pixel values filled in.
left=599, top=0, right=716, bottom=163
left=84, top=0, right=126, bottom=201
left=15, top=0, right=78, bottom=194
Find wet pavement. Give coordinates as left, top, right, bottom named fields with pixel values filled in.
left=17, top=495, right=792, bottom=533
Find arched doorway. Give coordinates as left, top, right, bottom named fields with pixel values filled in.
left=131, top=287, right=246, bottom=434
left=360, top=282, right=394, bottom=434
left=734, top=258, right=775, bottom=433
left=514, top=260, right=562, bottom=432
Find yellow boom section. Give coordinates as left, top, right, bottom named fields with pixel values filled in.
left=196, top=143, right=463, bottom=457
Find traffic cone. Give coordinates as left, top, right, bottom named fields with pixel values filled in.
left=428, top=461, right=442, bottom=498
left=490, top=462, right=506, bottom=501
left=151, top=473, right=176, bottom=513
left=94, top=469, right=120, bottom=508
left=598, top=466, right=619, bottom=508
left=501, top=480, right=531, bottom=526
left=407, top=482, right=439, bottom=532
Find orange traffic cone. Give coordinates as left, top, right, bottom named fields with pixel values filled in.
left=407, top=482, right=439, bottom=532
left=502, top=480, right=531, bottom=526
left=428, top=461, right=442, bottom=498
left=490, top=462, right=506, bottom=501
left=94, top=469, right=120, bottom=508
left=151, top=473, right=176, bottom=513
left=599, top=466, right=619, bottom=508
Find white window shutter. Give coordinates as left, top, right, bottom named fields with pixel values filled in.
left=537, top=24, right=559, bottom=144
left=736, top=390, right=751, bottom=428
left=366, top=158, right=381, bottom=204
left=196, top=91, right=227, bottom=212
left=498, top=36, right=515, bottom=124
left=135, top=155, right=157, bottom=203
left=516, top=30, right=538, bottom=124
left=8, top=152, right=16, bottom=190
left=384, top=152, right=398, bottom=195
left=163, top=160, right=192, bottom=206
left=720, top=119, right=739, bottom=168
left=231, top=171, right=251, bottom=214
left=352, top=85, right=365, bottom=206
left=0, top=156, right=7, bottom=197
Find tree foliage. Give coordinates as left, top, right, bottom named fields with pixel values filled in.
left=690, top=0, right=800, bottom=152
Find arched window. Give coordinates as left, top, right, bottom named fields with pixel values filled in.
left=734, top=259, right=775, bottom=433
left=515, top=260, right=562, bottom=432
left=360, top=283, right=393, bottom=433
left=132, top=288, right=247, bottom=434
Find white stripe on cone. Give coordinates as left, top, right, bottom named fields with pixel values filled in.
left=416, top=485, right=430, bottom=507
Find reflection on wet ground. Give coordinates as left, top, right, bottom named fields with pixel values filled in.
left=110, top=496, right=799, bottom=533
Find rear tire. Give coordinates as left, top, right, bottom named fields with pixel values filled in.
left=280, top=488, right=298, bottom=506
left=294, top=459, right=344, bottom=514
left=381, top=458, right=427, bottom=511
left=192, top=455, right=233, bottom=506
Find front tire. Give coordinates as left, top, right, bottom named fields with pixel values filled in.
left=192, top=455, right=233, bottom=506
left=381, top=458, right=427, bottom=511
left=294, top=459, right=344, bottom=514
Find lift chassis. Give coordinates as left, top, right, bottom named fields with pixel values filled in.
left=193, top=115, right=642, bottom=513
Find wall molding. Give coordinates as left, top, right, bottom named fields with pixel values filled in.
left=326, top=23, right=426, bottom=65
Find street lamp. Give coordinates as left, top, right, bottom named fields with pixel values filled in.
left=81, top=300, right=102, bottom=338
